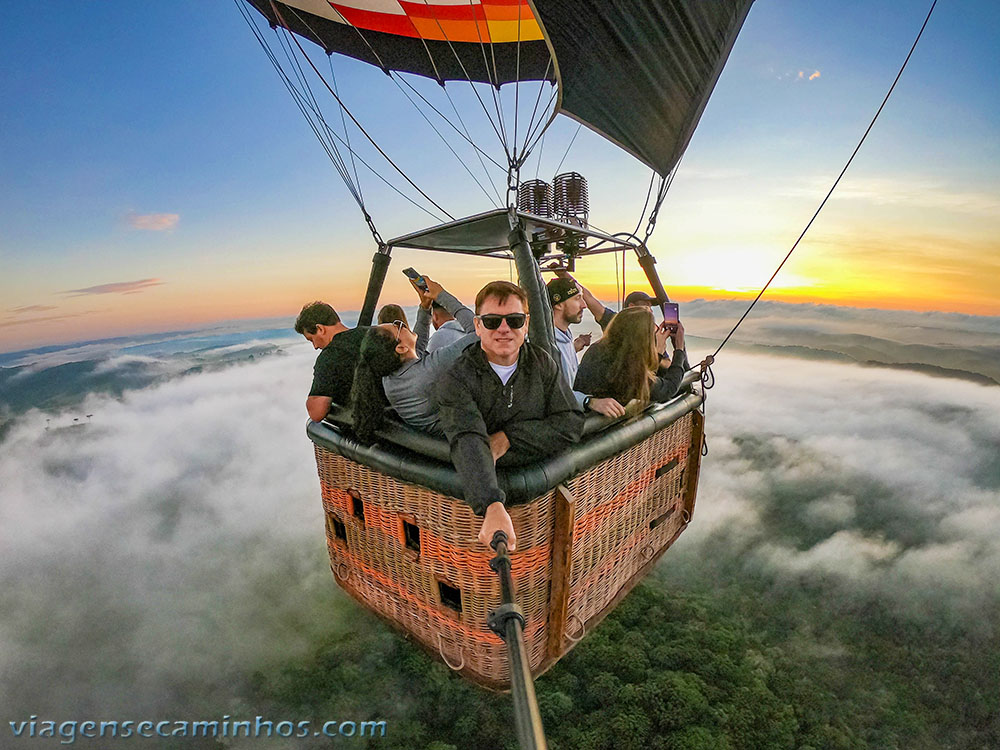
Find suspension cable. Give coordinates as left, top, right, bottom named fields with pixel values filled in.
left=238, top=1, right=448, bottom=229
left=553, top=123, right=582, bottom=175
left=709, top=0, right=938, bottom=362
left=328, top=57, right=363, bottom=203
left=419, top=0, right=511, bottom=161
left=390, top=73, right=505, bottom=205
left=534, top=131, right=546, bottom=180
left=269, top=0, right=455, bottom=220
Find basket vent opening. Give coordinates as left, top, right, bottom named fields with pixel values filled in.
left=649, top=507, right=675, bottom=530
left=331, top=515, right=347, bottom=541
left=438, top=581, right=462, bottom=613
left=403, top=521, right=421, bottom=552
left=351, top=495, right=365, bottom=523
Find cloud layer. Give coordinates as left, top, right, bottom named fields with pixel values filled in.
left=677, top=351, right=1000, bottom=632
left=60, top=278, right=164, bottom=297
left=126, top=212, right=179, bottom=231
left=1, top=327, right=998, bottom=725
left=0, top=343, right=341, bottom=718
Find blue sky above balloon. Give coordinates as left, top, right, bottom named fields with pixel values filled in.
left=1, top=0, right=998, bottom=351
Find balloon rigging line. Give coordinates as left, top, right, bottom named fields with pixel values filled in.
left=391, top=73, right=504, bottom=205
left=393, top=74, right=506, bottom=171
left=520, top=61, right=553, bottom=166
left=328, top=57, right=364, bottom=204
left=269, top=0, right=454, bottom=220
left=467, top=0, right=509, bottom=160
left=553, top=122, right=582, bottom=175
left=520, top=83, right=559, bottom=162
left=291, top=0, right=502, bottom=205
left=534, top=131, right=546, bottom=180
left=271, top=19, right=439, bottom=220
left=239, top=1, right=448, bottom=224
left=710, top=0, right=938, bottom=360
left=240, top=1, right=363, bottom=209
left=418, top=0, right=511, bottom=162
left=282, top=3, right=460, bottom=220
left=438, top=84, right=507, bottom=204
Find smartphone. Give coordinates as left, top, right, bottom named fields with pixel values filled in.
left=402, top=267, right=428, bottom=291
left=662, top=302, right=679, bottom=334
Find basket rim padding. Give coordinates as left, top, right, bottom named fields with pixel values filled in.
left=307, top=390, right=703, bottom=504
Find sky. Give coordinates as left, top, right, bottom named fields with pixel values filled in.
left=1, top=0, right=998, bottom=352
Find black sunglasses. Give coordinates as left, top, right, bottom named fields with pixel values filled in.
left=477, top=313, right=528, bottom=330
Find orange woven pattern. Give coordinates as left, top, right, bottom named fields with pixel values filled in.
left=311, top=407, right=700, bottom=688
left=315, top=446, right=553, bottom=683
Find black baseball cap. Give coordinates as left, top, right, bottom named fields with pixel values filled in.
left=624, top=291, right=655, bottom=307
left=547, top=278, right=581, bottom=306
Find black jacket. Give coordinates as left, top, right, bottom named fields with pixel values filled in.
left=434, top=341, right=584, bottom=515
left=575, top=343, right=689, bottom=404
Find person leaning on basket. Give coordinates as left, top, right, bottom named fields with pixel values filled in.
left=434, top=281, right=585, bottom=551
left=348, top=274, right=476, bottom=439
left=574, top=306, right=689, bottom=407
left=295, top=301, right=369, bottom=422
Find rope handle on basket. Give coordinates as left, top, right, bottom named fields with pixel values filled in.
left=437, top=633, right=465, bottom=671
left=681, top=509, right=691, bottom=525
left=698, top=354, right=715, bottom=390
left=640, top=544, right=655, bottom=561
left=333, top=562, right=351, bottom=581
left=565, top=614, right=586, bottom=643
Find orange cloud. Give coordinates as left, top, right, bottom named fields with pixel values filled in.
left=809, top=70, right=821, bottom=81
left=61, top=279, right=165, bottom=297
left=127, top=212, right=179, bottom=231
left=6, top=305, right=57, bottom=315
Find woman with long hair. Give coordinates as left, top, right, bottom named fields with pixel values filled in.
left=350, top=276, right=476, bottom=442
left=574, top=306, right=688, bottom=409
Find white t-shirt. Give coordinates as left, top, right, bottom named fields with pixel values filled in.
left=489, top=360, right=518, bottom=385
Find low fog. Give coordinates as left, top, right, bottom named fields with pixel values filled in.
left=1, top=308, right=998, bottom=725
left=677, top=350, right=1000, bottom=632
left=0, top=343, right=341, bottom=718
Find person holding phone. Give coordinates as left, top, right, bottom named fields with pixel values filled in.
left=350, top=273, right=476, bottom=439
left=573, top=306, right=688, bottom=409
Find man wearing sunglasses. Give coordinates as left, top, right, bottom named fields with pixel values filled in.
left=435, top=281, right=584, bottom=551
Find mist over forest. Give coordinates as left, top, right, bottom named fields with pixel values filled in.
left=1, top=301, right=998, bottom=748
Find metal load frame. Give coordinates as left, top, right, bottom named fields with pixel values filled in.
left=357, top=208, right=671, bottom=354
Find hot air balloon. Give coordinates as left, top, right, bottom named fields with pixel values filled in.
left=239, top=0, right=753, bottom=699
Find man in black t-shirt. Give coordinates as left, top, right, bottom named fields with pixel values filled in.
left=294, top=301, right=368, bottom=421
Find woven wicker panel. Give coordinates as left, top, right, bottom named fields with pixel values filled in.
left=564, top=415, right=693, bottom=627
left=315, top=446, right=553, bottom=684
left=311, top=407, right=700, bottom=688
left=565, top=414, right=692, bottom=587
left=316, top=447, right=555, bottom=549
left=565, top=503, right=687, bottom=627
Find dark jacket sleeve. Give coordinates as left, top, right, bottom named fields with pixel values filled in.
left=434, top=366, right=505, bottom=516
left=649, top=348, right=690, bottom=402
left=597, top=307, right=616, bottom=331
left=573, top=343, right=607, bottom=397
left=503, top=349, right=584, bottom=458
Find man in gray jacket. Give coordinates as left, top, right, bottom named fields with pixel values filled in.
left=435, top=281, right=584, bottom=551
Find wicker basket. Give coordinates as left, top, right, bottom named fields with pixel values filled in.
left=314, top=409, right=704, bottom=690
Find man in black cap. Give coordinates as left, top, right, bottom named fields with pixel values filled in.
left=547, top=277, right=626, bottom=418
left=551, top=268, right=656, bottom=331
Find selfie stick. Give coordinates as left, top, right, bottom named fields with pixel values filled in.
left=489, top=530, right=548, bottom=750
